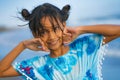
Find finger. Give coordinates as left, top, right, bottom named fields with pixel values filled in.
left=66, top=27, right=75, bottom=34
left=34, top=47, right=43, bottom=51
left=37, top=38, right=47, bottom=50
left=44, top=48, right=50, bottom=52
left=32, top=45, right=47, bottom=51
left=35, top=47, right=45, bottom=51
left=63, top=40, right=72, bottom=45
left=63, top=41, right=71, bottom=45
left=63, top=27, right=72, bottom=36
left=30, top=38, right=44, bottom=51
left=32, top=38, right=41, bottom=45
left=33, top=38, right=44, bottom=47
left=37, top=46, right=50, bottom=52
left=63, top=35, right=72, bottom=44
left=35, top=38, right=50, bottom=51
left=64, top=32, right=72, bottom=37
left=63, top=37, right=71, bottom=43
left=29, top=45, right=43, bottom=51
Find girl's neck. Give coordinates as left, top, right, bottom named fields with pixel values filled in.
left=49, top=45, right=69, bottom=58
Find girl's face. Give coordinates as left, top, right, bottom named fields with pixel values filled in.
left=35, top=16, right=65, bottom=50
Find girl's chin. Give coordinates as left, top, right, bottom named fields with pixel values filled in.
left=48, top=43, right=62, bottom=50
left=47, top=40, right=62, bottom=50
left=48, top=45, right=60, bottom=50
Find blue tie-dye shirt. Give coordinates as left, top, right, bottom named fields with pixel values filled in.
left=12, top=34, right=106, bottom=80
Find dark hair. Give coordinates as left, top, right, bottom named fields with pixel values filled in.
left=21, top=3, right=70, bottom=36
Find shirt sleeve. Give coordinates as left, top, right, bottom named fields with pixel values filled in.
left=84, top=34, right=103, bottom=55
left=12, top=56, right=40, bottom=80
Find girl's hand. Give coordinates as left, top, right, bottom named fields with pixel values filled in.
left=63, top=27, right=83, bottom=44
left=22, top=38, right=50, bottom=52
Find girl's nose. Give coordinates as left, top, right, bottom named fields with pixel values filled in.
left=48, top=31, right=56, bottom=40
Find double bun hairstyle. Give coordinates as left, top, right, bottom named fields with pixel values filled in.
left=21, top=3, right=71, bottom=36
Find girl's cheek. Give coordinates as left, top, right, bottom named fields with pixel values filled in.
left=56, top=31, right=62, bottom=37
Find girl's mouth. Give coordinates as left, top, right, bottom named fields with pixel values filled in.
left=47, top=39, right=59, bottom=45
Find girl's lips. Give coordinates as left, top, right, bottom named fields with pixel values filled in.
left=47, top=39, right=59, bottom=45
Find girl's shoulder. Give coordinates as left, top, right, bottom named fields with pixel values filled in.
left=69, top=34, right=103, bottom=54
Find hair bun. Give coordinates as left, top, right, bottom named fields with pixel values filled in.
left=61, top=4, right=71, bottom=21
left=62, top=5, right=70, bottom=13
left=21, top=9, right=31, bottom=20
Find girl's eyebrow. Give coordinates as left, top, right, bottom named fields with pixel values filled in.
left=44, top=25, right=59, bottom=29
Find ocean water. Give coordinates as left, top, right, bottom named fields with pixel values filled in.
left=0, top=21, right=120, bottom=80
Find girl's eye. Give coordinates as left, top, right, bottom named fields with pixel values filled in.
left=54, top=27, right=60, bottom=31
left=40, top=30, right=48, bottom=36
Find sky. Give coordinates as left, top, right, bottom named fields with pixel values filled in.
left=0, top=0, right=120, bottom=27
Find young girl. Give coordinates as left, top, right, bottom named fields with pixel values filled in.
left=0, top=3, right=120, bottom=80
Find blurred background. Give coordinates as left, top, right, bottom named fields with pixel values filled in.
left=0, top=0, right=120, bottom=80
